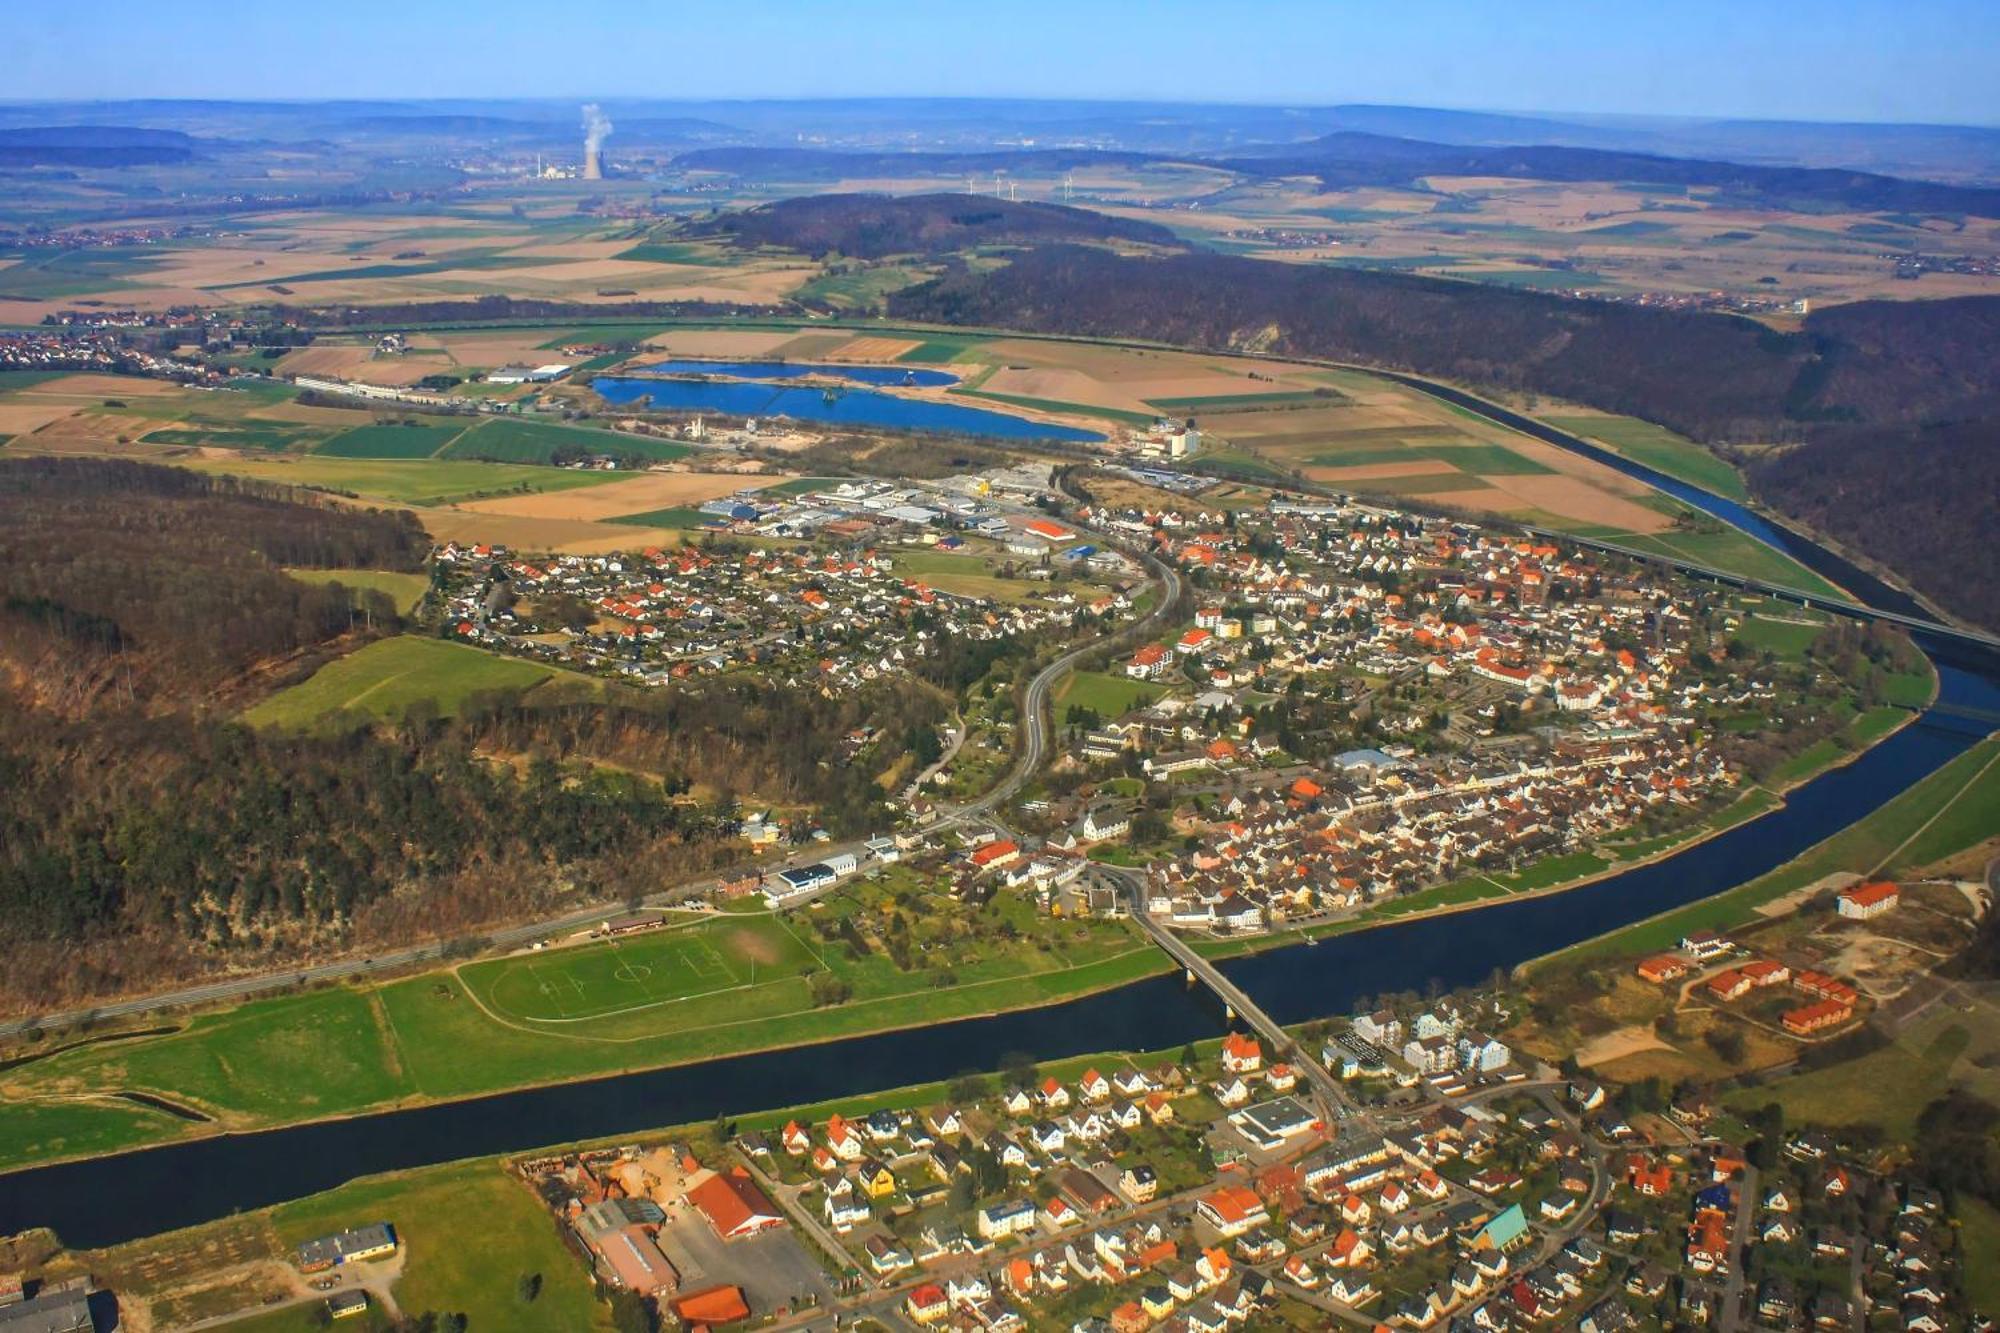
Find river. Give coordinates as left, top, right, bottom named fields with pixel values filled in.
left=2, top=400, right=1995, bottom=1250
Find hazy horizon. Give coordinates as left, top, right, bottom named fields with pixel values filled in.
left=13, top=0, right=2000, bottom=127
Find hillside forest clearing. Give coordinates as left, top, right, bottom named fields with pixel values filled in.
left=240, top=634, right=582, bottom=729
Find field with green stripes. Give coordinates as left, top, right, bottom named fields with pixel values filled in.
left=464, top=914, right=823, bottom=1022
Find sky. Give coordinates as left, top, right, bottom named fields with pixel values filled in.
left=12, top=0, right=2000, bottom=126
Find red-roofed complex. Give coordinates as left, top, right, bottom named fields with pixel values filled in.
left=1837, top=880, right=1900, bottom=919
left=687, top=1169, right=785, bottom=1240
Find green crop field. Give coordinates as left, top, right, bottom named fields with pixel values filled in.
left=144, top=424, right=323, bottom=452
left=441, top=416, right=693, bottom=465
left=466, top=915, right=823, bottom=1023
left=284, top=568, right=432, bottom=613
left=610, top=241, right=734, bottom=267
left=949, top=387, right=1156, bottom=427
left=1615, top=526, right=1848, bottom=601
left=1057, top=669, right=1167, bottom=717
left=1543, top=413, right=1750, bottom=501
left=314, top=423, right=466, bottom=459
left=1146, top=391, right=1335, bottom=411
left=176, top=455, right=625, bottom=505
left=608, top=505, right=717, bottom=529
left=1308, top=442, right=1555, bottom=476
left=242, top=636, right=570, bottom=729
left=0, top=247, right=169, bottom=300
left=758, top=475, right=843, bottom=496
left=897, top=335, right=988, bottom=363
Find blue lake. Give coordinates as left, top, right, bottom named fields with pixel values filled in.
left=640, top=359, right=960, bottom=388
left=591, top=366, right=1105, bottom=444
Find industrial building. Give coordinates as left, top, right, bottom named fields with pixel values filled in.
left=296, top=1222, right=398, bottom=1273
left=0, top=1279, right=97, bottom=1333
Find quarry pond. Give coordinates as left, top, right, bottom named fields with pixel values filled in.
left=590, top=360, right=1106, bottom=442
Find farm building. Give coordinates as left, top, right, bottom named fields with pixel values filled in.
left=671, top=1285, right=751, bottom=1327
left=687, top=1168, right=785, bottom=1240
left=326, top=1291, right=370, bottom=1321
left=0, top=1279, right=96, bottom=1333
left=296, top=1223, right=397, bottom=1273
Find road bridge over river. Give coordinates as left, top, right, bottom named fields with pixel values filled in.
left=1120, top=883, right=1353, bottom=1125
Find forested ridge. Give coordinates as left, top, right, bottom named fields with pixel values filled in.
left=0, top=457, right=429, bottom=708
left=889, top=245, right=2000, bottom=629
left=0, top=459, right=941, bottom=1014
left=671, top=133, right=2000, bottom=218
left=685, top=192, right=1181, bottom=259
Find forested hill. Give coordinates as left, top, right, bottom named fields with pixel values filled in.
left=673, top=135, right=2000, bottom=220
left=1215, top=132, right=2000, bottom=218
left=891, top=247, right=2000, bottom=630
left=0, top=125, right=198, bottom=167
left=674, top=145, right=1157, bottom=180
left=0, top=458, right=945, bottom=1015
left=0, top=458, right=428, bottom=709
left=683, top=193, right=1182, bottom=259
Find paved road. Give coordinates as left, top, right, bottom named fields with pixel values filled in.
left=0, top=536, right=1179, bottom=1040
left=1718, top=1161, right=1760, bottom=1331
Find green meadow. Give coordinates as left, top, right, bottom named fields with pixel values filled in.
left=242, top=636, right=569, bottom=729
left=175, top=455, right=625, bottom=505
left=1544, top=413, right=1751, bottom=501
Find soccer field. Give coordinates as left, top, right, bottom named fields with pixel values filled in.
left=466, top=915, right=821, bottom=1022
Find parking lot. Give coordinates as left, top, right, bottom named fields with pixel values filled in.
left=657, top=1201, right=835, bottom=1316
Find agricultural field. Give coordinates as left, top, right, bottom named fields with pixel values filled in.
left=0, top=208, right=813, bottom=320
left=439, top=416, right=693, bottom=465
left=1089, top=173, right=2000, bottom=307
left=450, top=469, right=761, bottom=522
left=173, top=454, right=626, bottom=505
left=242, top=635, right=575, bottom=729
left=313, top=422, right=468, bottom=459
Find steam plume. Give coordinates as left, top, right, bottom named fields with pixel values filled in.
left=582, top=103, right=613, bottom=155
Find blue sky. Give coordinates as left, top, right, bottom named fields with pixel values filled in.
left=13, top=0, right=1998, bottom=125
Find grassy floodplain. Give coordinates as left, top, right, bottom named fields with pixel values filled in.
left=1533, top=735, right=2000, bottom=973
left=0, top=895, right=1169, bottom=1172
left=1543, top=412, right=1753, bottom=501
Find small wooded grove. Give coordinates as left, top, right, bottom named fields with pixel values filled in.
left=0, top=459, right=943, bottom=1012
